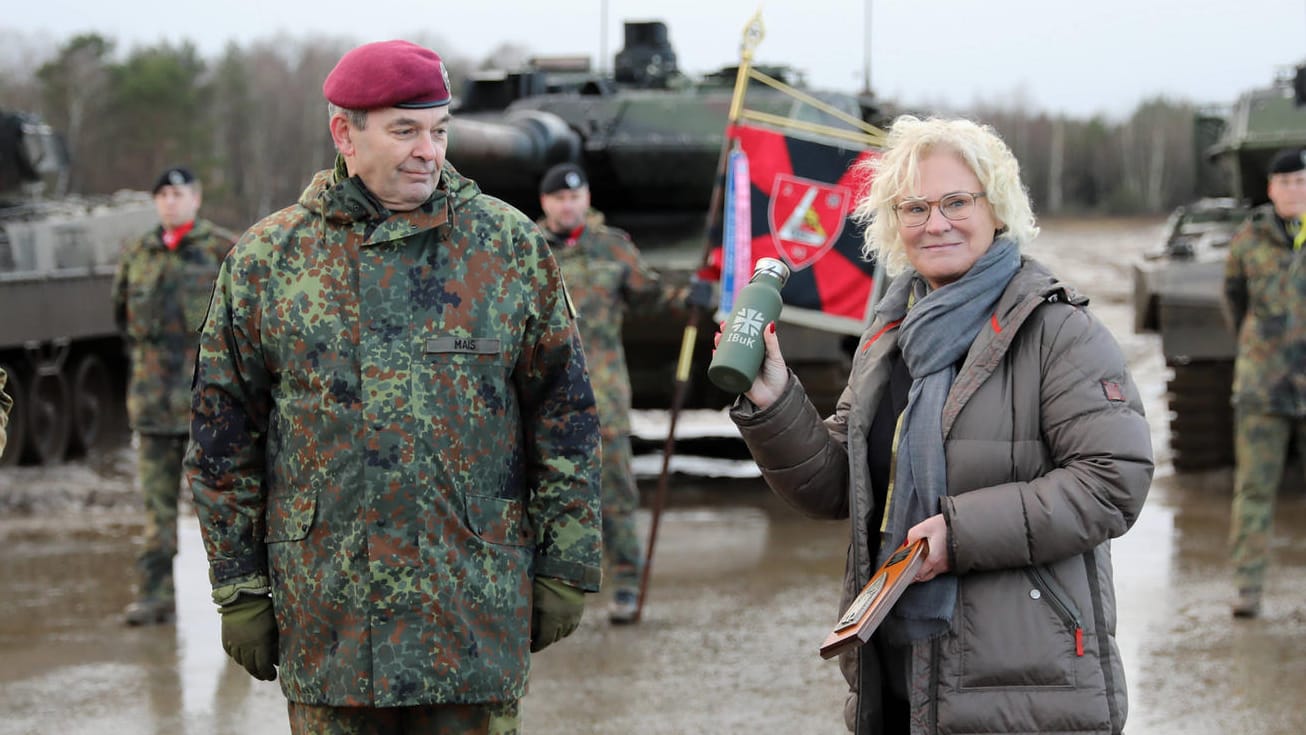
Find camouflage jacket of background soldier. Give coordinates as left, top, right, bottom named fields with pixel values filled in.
left=537, top=214, right=679, bottom=438
left=0, top=368, right=11, bottom=456
left=1222, top=203, right=1306, bottom=417
left=112, top=219, right=236, bottom=434
left=185, top=160, right=603, bottom=707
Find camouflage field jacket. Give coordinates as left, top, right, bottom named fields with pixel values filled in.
left=112, top=218, right=234, bottom=434
left=541, top=220, right=674, bottom=437
left=185, top=161, right=602, bottom=706
left=1223, top=205, right=1306, bottom=416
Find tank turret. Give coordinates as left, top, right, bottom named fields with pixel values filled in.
left=612, top=20, right=678, bottom=88
left=446, top=20, right=884, bottom=412
left=0, top=109, right=68, bottom=199
left=1209, top=67, right=1306, bottom=206
left=450, top=21, right=878, bottom=224
left=1132, top=65, right=1306, bottom=470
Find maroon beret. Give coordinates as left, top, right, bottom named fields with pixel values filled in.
left=323, top=40, right=452, bottom=110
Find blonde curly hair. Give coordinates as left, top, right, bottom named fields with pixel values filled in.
left=852, top=115, right=1038, bottom=277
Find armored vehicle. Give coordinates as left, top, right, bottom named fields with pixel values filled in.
left=447, top=20, right=884, bottom=412
left=0, top=109, right=157, bottom=465
left=1132, top=66, right=1306, bottom=470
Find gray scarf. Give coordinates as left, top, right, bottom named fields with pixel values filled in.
left=872, top=238, right=1021, bottom=643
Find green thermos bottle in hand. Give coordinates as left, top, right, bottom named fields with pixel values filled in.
left=708, top=257, right=791, bottom=393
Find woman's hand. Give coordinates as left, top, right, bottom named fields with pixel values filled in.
left=714, top=321, right=789, bottom=409
left=907, top=514, right=952, bottom=582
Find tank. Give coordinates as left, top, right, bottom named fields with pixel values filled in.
left=447, top=20, right=884, bottom=412
left=1131, top=65, right=1306, bottom=470
left=0, top=109, right=158, bottom=465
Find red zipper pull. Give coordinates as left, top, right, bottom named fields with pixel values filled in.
left=1075, top=627, right=1084, bottom=657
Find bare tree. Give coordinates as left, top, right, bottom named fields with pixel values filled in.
left=36, top=34, right=114, bottom=192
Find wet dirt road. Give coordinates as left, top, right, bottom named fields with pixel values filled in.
left=1, top=216, right=1304, bottom=735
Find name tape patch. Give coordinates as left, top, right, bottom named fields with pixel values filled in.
left=425, top=337, right=501, bottom=355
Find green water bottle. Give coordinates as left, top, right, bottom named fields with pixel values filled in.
left=708, top=257, right=791, bottom=393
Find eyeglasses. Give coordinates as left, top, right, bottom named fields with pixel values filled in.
left=893, top=191, right=987, bottom=227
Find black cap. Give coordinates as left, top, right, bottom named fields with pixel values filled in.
left=539, top=163, right=588, bottom=194
left=1268, top=148, right=1306, bottom=177
left=152, top=166, right=196, bottom=194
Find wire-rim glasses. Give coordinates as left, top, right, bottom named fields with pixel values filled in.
left=894, top=191, right=987, bottom=227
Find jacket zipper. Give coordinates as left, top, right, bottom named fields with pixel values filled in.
left=1026, top=566, right=1085, bottom=656
left=929, top=636, right=941, bottom=733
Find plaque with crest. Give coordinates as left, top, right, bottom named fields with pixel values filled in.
left=819, top=539, right=929, bottom=659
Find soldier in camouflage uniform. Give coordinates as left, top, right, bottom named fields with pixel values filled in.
left=112, top=165, right=235, bottom=626
left=0, top=367, right=11, bottom=458
left=184, top=41, right=601, bottom=734
left=536, top=163, right=712, bottom=624
left=1222, top=147, right=1306, bottom=619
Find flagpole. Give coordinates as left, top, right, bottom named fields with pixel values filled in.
left=633, top=11, right=766, bottom=623
left=699, top=11, right=767, bottom=270
left=631, top=310, right=697, bottom=624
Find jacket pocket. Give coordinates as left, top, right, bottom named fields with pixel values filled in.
left=1026, top=565, right=1086, bottom=658
left=413, top=334, right=513, bottom=479
left=126, top=284, right=161, bottom=340
left=955, top=568, right=1078, bottom=690
left=182, top=263, right=221, bottom=333
left=265, top=487, right=319, bottom=543
left=465, top=493, right=529, bottom=547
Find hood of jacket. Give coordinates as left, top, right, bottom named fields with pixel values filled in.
left=297, top=156, right=480, bottom=234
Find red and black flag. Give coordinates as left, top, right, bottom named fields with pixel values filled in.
left=708, top=122, right=879, bottom=331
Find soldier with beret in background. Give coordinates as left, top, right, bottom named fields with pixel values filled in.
left=113, top=165, right=235, bottom=626
left=184, top=40, right=602, bottom=734
left=1222, top=146, right=1306, bottom=619
left=536, top=162, right=713, bottom=623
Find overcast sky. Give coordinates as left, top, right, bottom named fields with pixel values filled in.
left=8, top=0, right=1306, bottom=118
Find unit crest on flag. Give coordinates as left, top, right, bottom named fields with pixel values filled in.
left=769, top=174, right=851, bottom=271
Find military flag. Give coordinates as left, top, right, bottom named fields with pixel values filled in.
left=702, top=49, right=885, bottom=335
left=717, top=122, right=878, bottom=331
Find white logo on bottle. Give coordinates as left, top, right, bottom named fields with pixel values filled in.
left=731, top=307, right=766, bottom=338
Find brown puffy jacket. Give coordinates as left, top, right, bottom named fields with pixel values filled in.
left=732, top=258, right=1153, bottom=735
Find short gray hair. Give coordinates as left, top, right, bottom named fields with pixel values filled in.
left=327, top=103, right=368, bottom=129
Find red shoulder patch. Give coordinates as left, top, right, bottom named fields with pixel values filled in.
left=1101, top=381, right=1126, bottom=402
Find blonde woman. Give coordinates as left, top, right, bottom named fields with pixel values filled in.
left=728, top=116, right=1153, bottom=734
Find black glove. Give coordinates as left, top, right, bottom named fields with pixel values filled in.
left=219, top=594, right=278, bottom=681
left=682, top=278, right=717, bottom=311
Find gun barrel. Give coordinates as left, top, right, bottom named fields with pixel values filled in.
left=448, top=110, right=581, bottom=204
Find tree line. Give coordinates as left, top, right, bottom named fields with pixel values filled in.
left=2, top=32, right=1210, bottom=233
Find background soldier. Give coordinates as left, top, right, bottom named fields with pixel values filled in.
left=1222, top=146, right=1306, bottom=619
left=112, top=166, right=234, bottom=626
left=185, top=40, right=602, bottom=733
left=536, top=163, right=713, bottom=623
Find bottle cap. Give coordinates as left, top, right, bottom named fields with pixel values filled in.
left=752, top=257, right=791, bottom=287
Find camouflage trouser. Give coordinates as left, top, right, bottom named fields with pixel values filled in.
left=601, top=433, right=642, bottom=592
left=1229, top=410, right=1306, bottom=593
left=286, top=700, right=519, bottom=735
left=135, top=433, right=187, bottom=601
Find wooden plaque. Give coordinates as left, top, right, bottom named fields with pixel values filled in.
left=819, top=539, right=929, bottom=659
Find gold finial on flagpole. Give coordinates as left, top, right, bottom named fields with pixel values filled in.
left=741, top=8, right=765, bottom=58
left=730, top=9, right=765, bottom=122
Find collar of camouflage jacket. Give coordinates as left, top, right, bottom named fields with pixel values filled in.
left=149, top=218, right=213, bottom=250
left=298, top=158, right=478, bottom=246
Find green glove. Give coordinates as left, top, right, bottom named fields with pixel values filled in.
left=219, top=594, right=278, bottom=681
left=530, top=577, right=585, bottom=653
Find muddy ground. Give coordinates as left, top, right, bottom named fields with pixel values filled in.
left=0, top=216, right=1303, bottom=735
